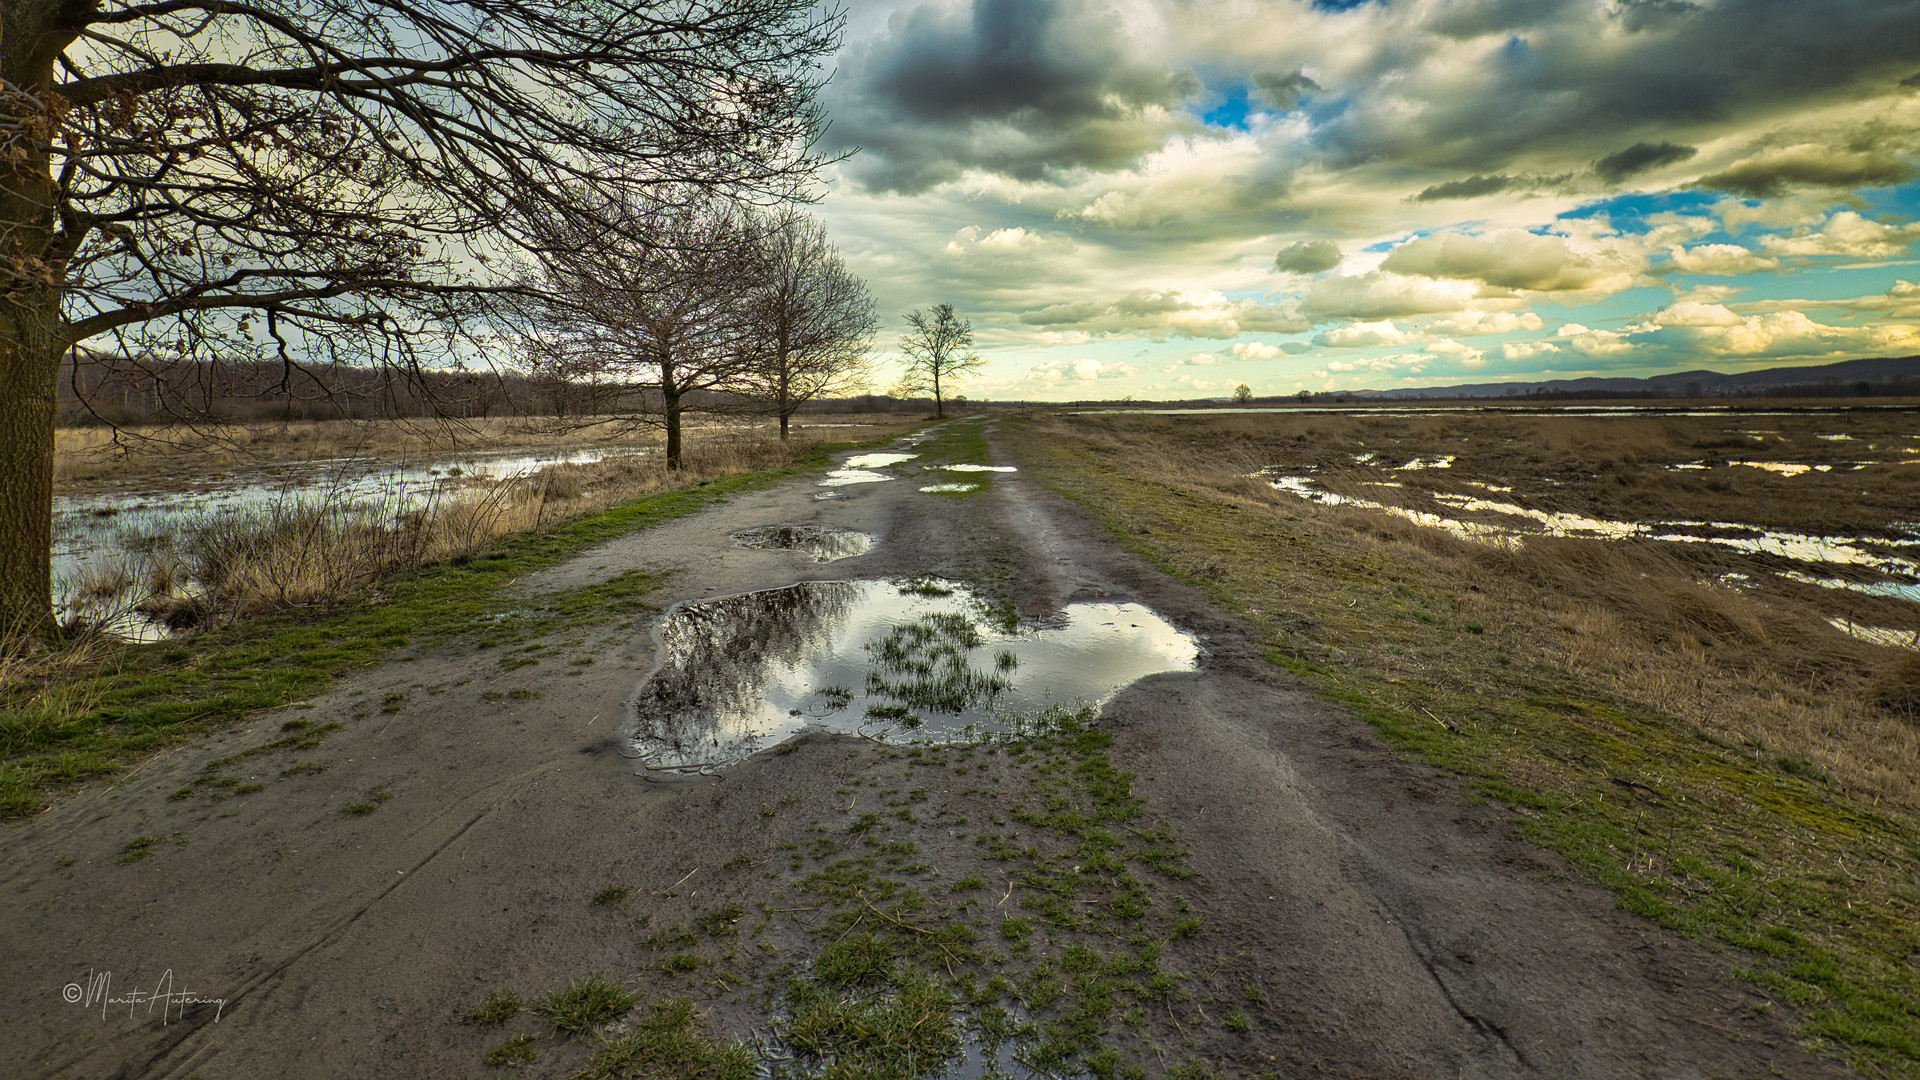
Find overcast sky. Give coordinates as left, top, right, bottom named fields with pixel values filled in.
left=803, top=0, right=1920, bottom=400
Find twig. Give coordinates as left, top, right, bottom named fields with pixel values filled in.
left=655, top=867, right=698, bottom=895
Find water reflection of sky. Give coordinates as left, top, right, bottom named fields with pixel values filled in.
left=626, top=579, right=1199, bottom=773
left=1261, top=471, right=1920, bottom=604
left=53, top=445, right=650, bottom=615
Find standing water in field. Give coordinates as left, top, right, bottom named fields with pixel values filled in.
left=624, top=579, right=1199, bottom=773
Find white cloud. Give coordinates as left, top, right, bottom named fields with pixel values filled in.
left=1029, top=357, right=1141, bottom=383
left=1758, top=211, right=1920, bottom=259
left=1652, top=301, right=1745, bottom=327
left=1424, top=339, right=1485, bottom=364
left=1500, top=340, right=1561, bottom=361
left=1299, top=271, right=1481, bottom=320
left=1380, top=229, right=1640, bottom=294
left=1313, top=319, right=1417, bottom=348
left=1426, top=309, right=1545, bottom=336
left=1667, top=243, right=1780, bottom=276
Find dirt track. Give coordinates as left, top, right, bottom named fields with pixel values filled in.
left=0, top=419, right=1851, bottom=1078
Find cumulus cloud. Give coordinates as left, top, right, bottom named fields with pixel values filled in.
left=1380, top=230, right=1637, bottom=293
left=1273, top=239, right=1342, bottom=274
left=1757, top=211, right=1920, bottom=259
left=1017, top=290, right=1310, bottom=339
left=1229, top=340, right=1309, bottom=361
left=1029, top=357, right=1141, bottom=383
left=1500, top=340, right=1562, bottom=361
left=1299, top=271, right=1481, bottom=320
left=1313, top=319, right=1417, bottom=349
left=1666, top=243, right=1780, bottom=276
left=1426, top=310, right=1545, bottom=336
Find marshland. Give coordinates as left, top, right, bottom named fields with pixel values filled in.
left=48, top=415, right=916, bottom=638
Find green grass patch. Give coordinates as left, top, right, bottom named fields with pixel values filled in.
left=534, top=975, right=638, bottom=1037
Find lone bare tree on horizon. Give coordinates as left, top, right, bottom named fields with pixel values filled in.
left=0, top=0, right=845, bottom=638
left=897, top=303, right=984, bottom=419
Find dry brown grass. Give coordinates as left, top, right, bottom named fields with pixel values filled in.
left=84, top=421, right=906, bottom=627
left=54, top=413, right=914, bottom=491
left=1020, top=408, right=1920, bottom=809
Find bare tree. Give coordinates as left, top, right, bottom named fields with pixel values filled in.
left=746, top=209, right=877, bottom=439
left=0, top=0, right=844, bottom=636
left=519, top=190, right=762, bottom=469
left=897, top=303, right=984, bottom=419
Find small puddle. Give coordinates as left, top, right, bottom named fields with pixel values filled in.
left=730, top=525, right=873, bottom=562
left=818, top=469, right=894, bottom=487
left=919, top=483, right=982, bottom=494
left=819, top=451, right=919, bottom=487
left=625, top=579, right=1199, bottom=773
left=936, top=464, right=1017, bottom=473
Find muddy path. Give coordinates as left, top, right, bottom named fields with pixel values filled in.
left=0, top=420, right=1848, bottom=1079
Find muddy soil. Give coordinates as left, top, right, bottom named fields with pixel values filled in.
left=0, top=420, right=1851, bottom=1079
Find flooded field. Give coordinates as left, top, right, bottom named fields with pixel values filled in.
left=50, top=415, right=910, bottom=639
left=1018, top=404, right=1920, bottom=807
left=625, top=578, right=1198, bottom=773
left=1232, top=407, right=1920, bottom=647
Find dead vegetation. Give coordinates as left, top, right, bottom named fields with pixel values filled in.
left=57, top=418, right=914, bottom=631
left=1018, top=406, right=1920, bottom=809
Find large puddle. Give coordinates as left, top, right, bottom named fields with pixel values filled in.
left=625, top=579, right=1198, bottom=773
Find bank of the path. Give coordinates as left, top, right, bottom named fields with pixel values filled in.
left=0, top=418, right=1851, bottom=1079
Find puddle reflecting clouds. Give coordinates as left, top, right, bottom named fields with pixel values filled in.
left=729, top=524, right=873, bottom=562
left=626, top=580, right=1198, bottom=773
left=818, top=451, right=919, bottom=488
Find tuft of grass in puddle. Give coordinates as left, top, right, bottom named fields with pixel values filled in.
left=2, top=440, right=890, bottom=818
left=863, top=613, right=1011, bottom=717
left=1004, top=410, right=1920, bottom=1079
left=535, top=976, right=638, bottom=1037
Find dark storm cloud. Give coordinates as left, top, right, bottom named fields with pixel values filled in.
left=1413, top=174, right=1521, bottom=201
left=1307, top=0, right=1920, bottom=179
left=1252, top=68, right=1321, bottom=110
left=826, top=0, right=1193, bottom=193
left=1593, top=142, right=1698, bottom=183
left=1613, top=0, right=1704, bottom=33
left=1273, top=240, right=1342, bottom=274
left=1695, top=153, right=1919, bottom=197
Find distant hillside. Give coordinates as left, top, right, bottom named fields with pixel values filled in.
left=1341, top=355, right=1920, bottom=400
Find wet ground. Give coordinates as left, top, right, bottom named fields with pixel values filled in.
left=0, top=419, right=1856, bottom=1079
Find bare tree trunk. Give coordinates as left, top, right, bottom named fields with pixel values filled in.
left=664, top=386, right=684, bottom=469
left=1, top=32, right=64, bottom=637
left=0, top=297, right=59, bottom=636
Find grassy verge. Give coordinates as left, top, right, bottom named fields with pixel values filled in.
left=2, top=440, right=880, bottom=818
left=1001, top=412, right=1920, bottom=1078
left=460, top=709, right=1262, bottom=1078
